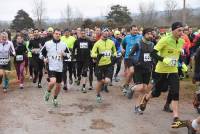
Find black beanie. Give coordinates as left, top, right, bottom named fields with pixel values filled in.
left=142, top=28, right=153, bottom=36
left=171, top=22, right=183, bottom=31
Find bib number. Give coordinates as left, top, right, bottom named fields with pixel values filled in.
left=80, top=43, right=88, bottom=49
left=0, top=59, right=9, bottom=65
left=144, top=53, right=151, bottom=62
left=101, top=51, right=111, bottom=57
left=16, top=55, right=23, bottom=61
left=170, top=59, right=177, bottom=67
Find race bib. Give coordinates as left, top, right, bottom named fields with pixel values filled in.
left=16, top=55, right=23, bottom=61
left=80, top=43, right=88, bottom=49
left=101, top=51, right=111, bottom=57
left=49, top=55, right=62, bottom=61
left=170, top=59, right=177, bottom=67
left=117, top=52, right=122, bottom=58
left=144, top=53, right=151, bottom=62
left=0, top=58, right=9, bottom=65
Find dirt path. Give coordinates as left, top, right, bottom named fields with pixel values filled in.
left=0, top=74, right=199, bottom=134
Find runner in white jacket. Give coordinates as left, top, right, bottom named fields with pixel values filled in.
left=0, top=32, right=15, bottom=93
left=40, top=29, right=70, bottom=107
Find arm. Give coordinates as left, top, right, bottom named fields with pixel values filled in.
left=10, top=41, right=16, bottom=56
left=39, top=44, right=47, bottom=60
left=129, top=44, right=139, bottom=58
left=150, top=49, right=164, bottom=61
left=91, top=43, right=98, bottom=58
left=72, top=40, right=78, bottom=59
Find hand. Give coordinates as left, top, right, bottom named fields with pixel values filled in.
left=44, top=58, right=48, bottom=63
left=121, top=49, right=125, bottom=54
left=163, top=57, right=172, bottom=65
left=181, top=64, right=188, bottom=72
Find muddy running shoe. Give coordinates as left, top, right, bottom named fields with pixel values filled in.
left=3, top=87, right=7, bottom=93
left=29, top=76, right=33, bottom=80
left=38, top=83, right=42, bottom=88
left=139, top=94, right=149, bottom=111
left=52, top=99, right=58, bottom=107
left=44, top=91, right=51, bottom=102
left=88, top=86, right=93, bottom=90
left=126, top=85, right=135, bottom=99
left=171, top=118, right=187, bottom=128
left=163, top=105, right=173, bottom=113
left=134, top=106, right=143, bottom=115
left=122, top=85, right=129, bottom=96
left=186, top=120, right=197, bottom=134
left=81, top=87, right=87, bottom=93
left=96, top=95, right=102, bottom=103
left=20, top=84, right=24, bottom=89
left=63, top=86, right=68, bottom=91
left=114, top=76, right=120, bottom=82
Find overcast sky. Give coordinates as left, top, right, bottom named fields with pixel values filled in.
left=0, top=0, right=199, bottom=21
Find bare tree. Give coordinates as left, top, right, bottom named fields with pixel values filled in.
left=61, top=4, right=73, bottom=29
left=164, top=0, right=178, bottom=25
left=32, top=0, right=46, bottom=29
left=137, top=1, right=157, bottom=27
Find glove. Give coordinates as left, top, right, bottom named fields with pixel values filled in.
left=99, top=53, right=104, bottom=57
left=163, top=57, right=172, bottom=65
left=181, top=64, right=188, bottom=72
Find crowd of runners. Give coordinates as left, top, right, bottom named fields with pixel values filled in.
left=0, top=22, right=200, bottom=133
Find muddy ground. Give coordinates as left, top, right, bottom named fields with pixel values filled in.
left=0, top=72, right=199, bottom=134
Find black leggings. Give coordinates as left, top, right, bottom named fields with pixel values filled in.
left=115, top=57, right=122, bottom=76
left=32, top=57, right=44, bottom=83
left=89, top=62, right=96, bottom=86
left=29, top=58, right=33, bottom=76
left=77, top=61, right=88, bottom=80
left=62, top=61, right=68, bottom=85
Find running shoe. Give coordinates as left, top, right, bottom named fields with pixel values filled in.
left=122, top=85, right=129, bottom=96
left=3, top=87, right=7, bottom=93
left=139, top=94, right=149, bottom=111
left=96, top=95, right=102, bottom=103
left=20, top=84, right=24, bottom=89
left=134, top=106, right=143, bottom=115
left=52, top=99, right=58, bottom=107
left=38, top=83, right=42, bottom=88
left=81, top=87, right=87, bottom=93
left=163, top=105, right=173, bottom=113
left=63, top=86, right=68, bottom=91
left=126, top=85, right=135, bottom=99
left=88, top=86, right=93, bottom=90
left=114, top=76, right=120, bottom=82
left=171, top=118, right=187, bottom=128
left=44, top=91, right=51, bottom=102
left=186, top=120, right=197, bottom=134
